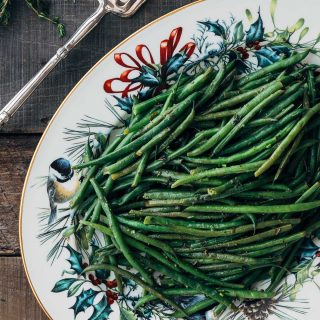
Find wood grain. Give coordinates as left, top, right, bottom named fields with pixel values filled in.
left=0, top=0, right=195, bottom=133
left=0, top=257, right=48, bottom=320
left=0, top=135, right=40, bottom=255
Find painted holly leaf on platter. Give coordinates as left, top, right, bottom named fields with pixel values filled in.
left=255, top=47, right=280, bottom=67
left=270, top=44, right=291, bottom=56
left=164, top=52, right=190, bottom=75
left=113, top=96, right=134, bottom=114
left=52, top=278, right=79, bottom=293
left=66, top=244, right=84, bottom=275
left=132, top=65, right=160, bottom=87
left=68, top=281, right=85, bottom=297
left=89, top=296, right=113, bottom=320
left=199, top=20, right=226, bottom=39
left=71, top=288, right=97, bottom=317
left=246, top=10, right=265, bottom=44
left=233, top=21, right=245, bottom=43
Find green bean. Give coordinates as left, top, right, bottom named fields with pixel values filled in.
left=132, top=88, right=178, bottom=116
left=115, top=215, right=174, bottom=233
left=208, top=173, right=252, bottom=195
left=204, top=83, right=277, bottom=114
left=185, top=201, right=320, bottom=214
left=307, top=69, right=316, bottom=106
left=172, top=161, right=264, bottom=188
left=260, top=183, right=292, bottom=192
left=195, top=108, right=240, bottom=121
left=111, top=162, right=139, bottom=180
left=103, top=153, right=137, bottom=175
left=86, top=202, right=102, bottom=242
left=145, top=218, right=297, bottom=238
left=296, top=181, right=320, bottom=203
left=209, top=268, right=248, bottom=278
left=136, top=127, right=171, bottom=156
left=196, top=62, right=234, bottom=109
left=177, top=67, right=214, bottom=101
left=124, top=108, right=160, bottom=135
left=274, top=132, right=304, bottom=181
left=220, top=288, right=274, bottom=299
left=235, top=185, right=308, bottom=200
left=70, top=167, right=97, bottom=208
left=202, top=225, right=294, bottom=250
left=90, top=179, right=153, bottom=285
left=189, top=82, right=283, bottom=156
left=198, top=263, right=242, bottom=271
left=112, top=183, right=152, bottom=207
left=158, top=107, right=195, bottom=153
left=275, top=103, right=296, bottom=120
left=239, top=73, right=278, bottom=90
left=130, top=206, right=181, bottom=213
left=264, top=84, right=304, bottom=118
left=76, top=199, right=97, bottom=231
left=131, top=151, right=150, bottom=188
left=145, top=216, right=245, bottom=230
left=247, top=118, right=278, bottom=128
left=84, top=264, right=186, bottom=315
left=180, top=252, right=274, bottom=266
left=255, top=103, right=320, bottom=177
left=303, top=83, right=311, bottom=108
left=208, top=178, right=272, bottom=201
left=229, top=231, right=305, bottom=253
left=130, top=210, right=230, bottom=220
left=245, top=244, right=288, bottom=257
left=149, top=233, right=203, bottom=240
left=171, top=299, right=217, bottom=318
left=161, top=90, right=176, bottom=115
left=113, top=201, right=145, bottom=213
left=143, top=190, right=199, bottom=200
left=237, top=50, right=309, bottom=86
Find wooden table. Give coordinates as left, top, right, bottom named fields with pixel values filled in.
left=0, top=1, right=195, bottom=318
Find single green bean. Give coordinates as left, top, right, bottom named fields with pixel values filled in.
left=237, top=50, right=309, bottom=86
left=185, top=201, right=320, bottom=214
left=172, top=161, right=264, bottom=188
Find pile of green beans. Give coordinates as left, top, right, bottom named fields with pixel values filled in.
left=69, top=51, right=320, bottom=317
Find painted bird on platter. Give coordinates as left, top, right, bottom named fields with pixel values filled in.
left=47, top=158, right=80, bottom=224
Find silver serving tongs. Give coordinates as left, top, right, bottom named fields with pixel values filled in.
left=0, top=0, right=147, bottom=127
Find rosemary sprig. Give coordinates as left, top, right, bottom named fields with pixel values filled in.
left=0, top=0, right=66, bottom=37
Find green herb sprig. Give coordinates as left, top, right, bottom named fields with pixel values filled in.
left=0, top=0, right=66, bottom=37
